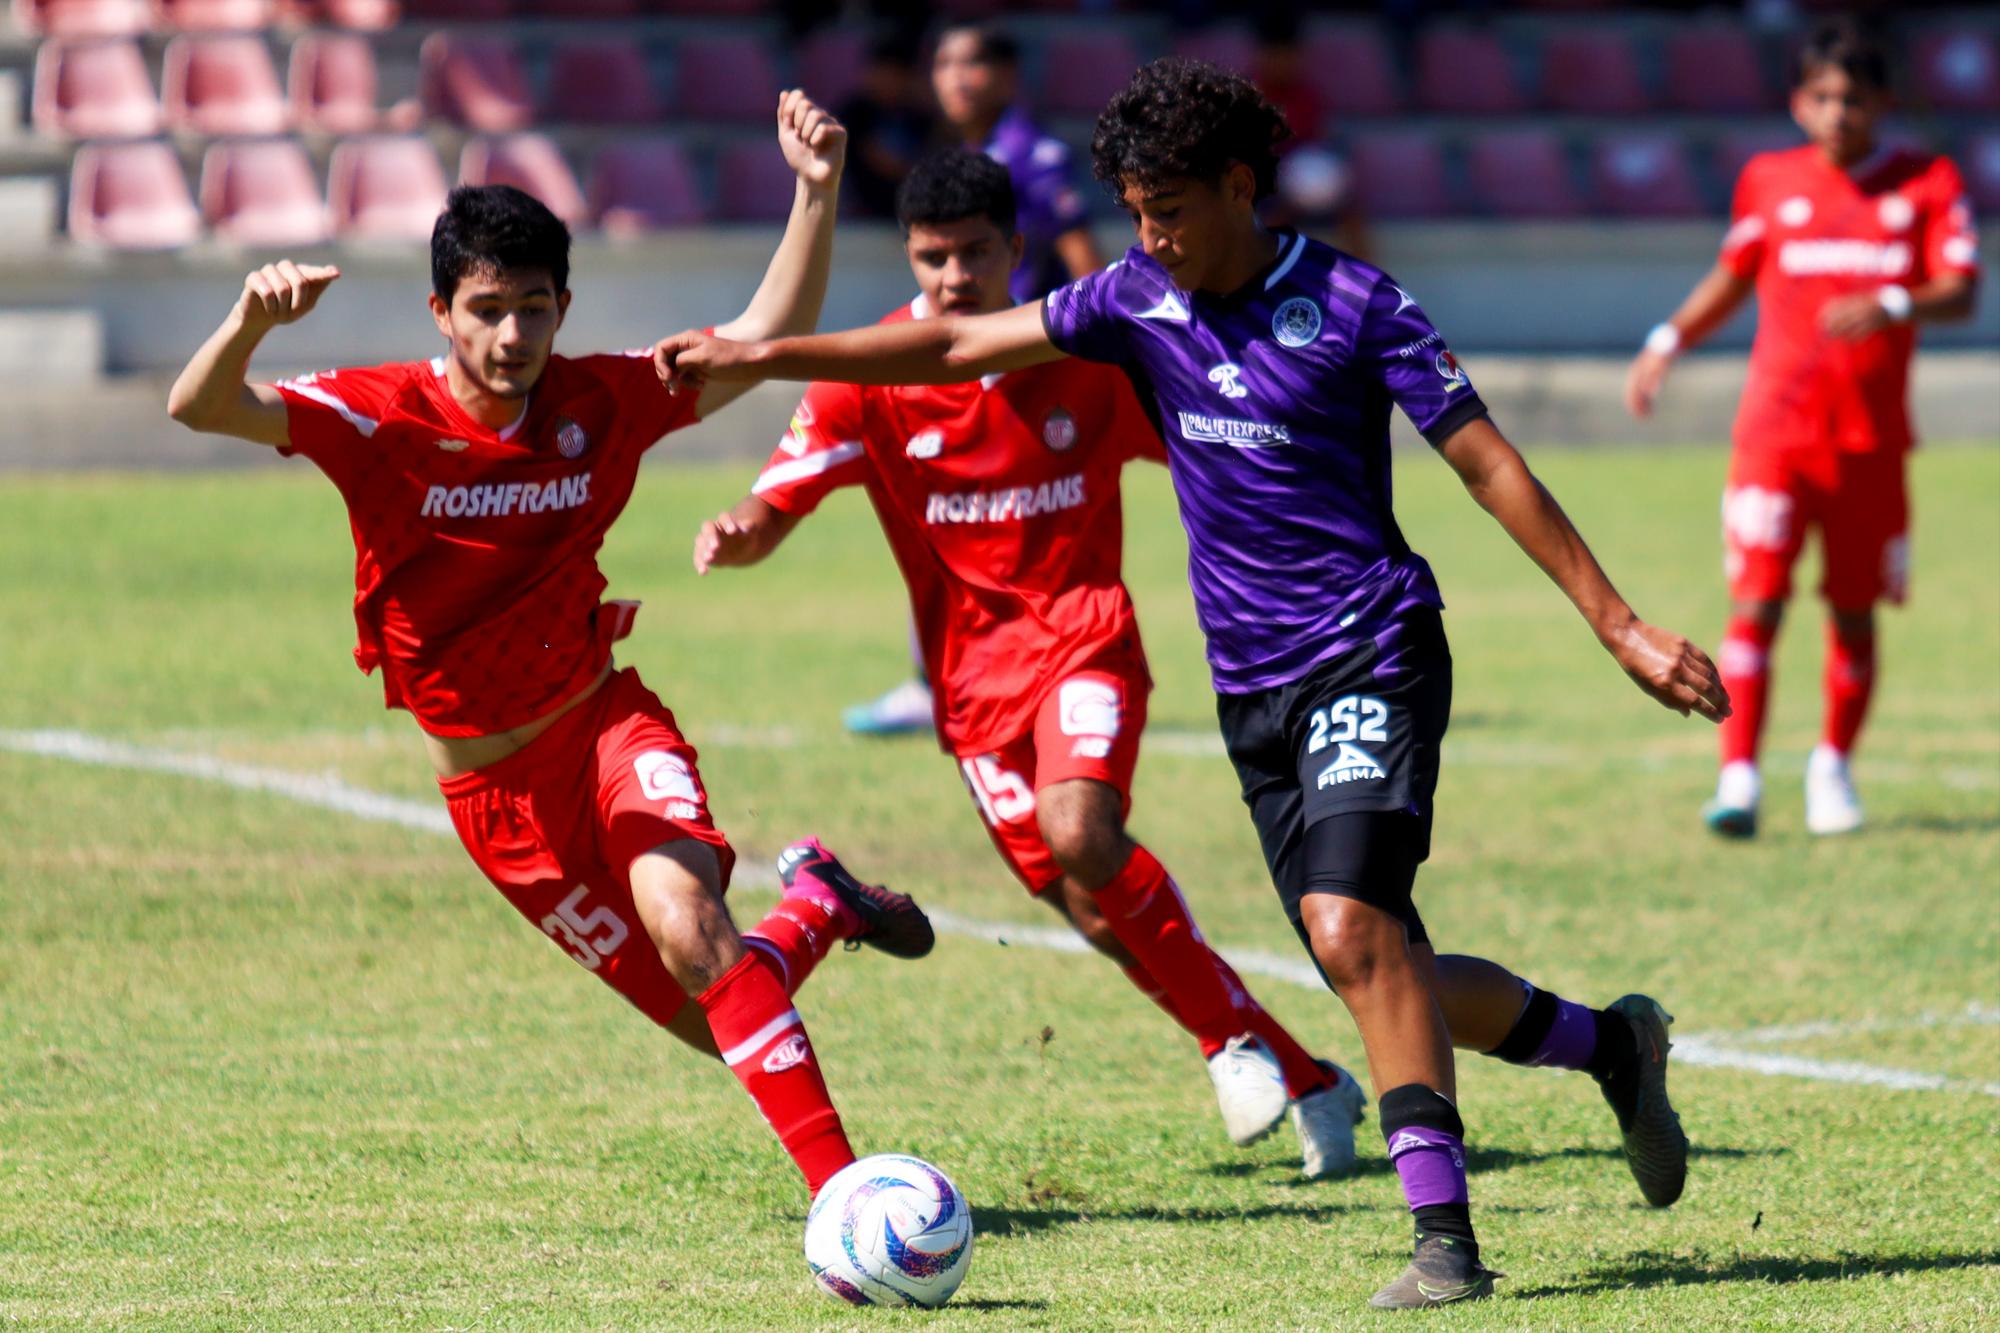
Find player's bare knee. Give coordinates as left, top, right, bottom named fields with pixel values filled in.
left=1733, top=598, right=1785, bottom=631
left=1037, top=782, right=1126, bottom=886
left=1301, top=895, right=1406, bottom=995
left=628, top=840, right=739, bottom=986
left=1830, top=605, right=1875, bottom=640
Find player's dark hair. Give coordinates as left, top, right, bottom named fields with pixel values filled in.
left=1091, top=57, right=1292, bottom=204
left=895, top=148, right=1018, bottom=236
left=937, top=22, right=1019, bottom=69
left=430, top=184, right=571, bottom=303
left=1793, top=18, right=1891, bottom=93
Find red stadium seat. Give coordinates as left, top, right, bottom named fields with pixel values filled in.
left=1962, top=131, right=2000, bottom=214
left=1592, top=133, right=1706, bottom=217
left=655, top=0, right=765, bottom=15
left=1172, top=27, right=1257, bottom=77
left=68, top=140, right=200, bottom=248
left=289, top=31, right=378, bottom=134
left=157, top=0, right=276, bottom=29
left=163, top=34, right=288, bottom=135
left=200, top=137, right=329, bottom=245
left=673, top=35, right=782, bottom=122
left=1348, top=130, right=1454, bottom=218
left=1038, top=29, right=1141, bottom=117
left=795, top=26, right=867, bottom=112
left=420, top=33, right=534, bottom=133
left=1912, top=28, right=2000, bottom=112
left=715, top=137, right=797, bottom=223
left=14, top=0, right=153, bottom=35
left=1713, top=126, right=1800, bottom=191
left=459, top=134, right=588, bottom=226
left=33, top=38, right=161, bottom=138
left=590, top=136, right=707, bottom=234
left=1466, top=129, right=1585, bottom=218
left=547, top=0, right=640, bottom=14
left=1299, top=26, right=1404, bottom=117
left=548, top=41, right=659, bottom=126
left=1663, top=25, right=1771, bottom=113
left=1539, top=29, right=1650, bottom=115
left=327, top=133, right=448, bottom=240
left=1416, top=28, right=1525, bottom=115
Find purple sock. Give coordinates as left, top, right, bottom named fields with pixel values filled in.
left=1386, top=1125, right=1468, bottom=1209
left=1526, top=995, right=1599, bottom=1071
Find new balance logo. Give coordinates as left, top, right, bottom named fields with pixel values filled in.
left=762, top=1033, right=811, bottom=1074
left=1316, top=742, right=1385, bottom=788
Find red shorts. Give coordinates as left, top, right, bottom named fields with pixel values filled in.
left=439, top=667, right=736, bottom=1027
left=955, top=668, right=1147, bottom=894
left=1722, top=447, right=1909, bottom=608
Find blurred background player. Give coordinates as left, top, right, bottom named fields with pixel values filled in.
left=163, top=98, right=940, bottom=1216
left=835, top=31, right=936, bottom=222
left=843, top=21, right=1109, bottom=737
left=691, top=148, right=1367, bottom=1176
left=1627, top=19, right=1980, bottom=839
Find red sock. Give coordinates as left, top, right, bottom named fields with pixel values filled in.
left=1822, top=620, right=1876, bottom=756
left=1717, top=613, right=1778, bottom=766
left=743, top=897, right=842, bottom=997
left=696, top=953, right=854, bottom=1196
left=1212, top=952, right=1336, bottom=1099
left=1093, top=845, right=1251, bottom=1053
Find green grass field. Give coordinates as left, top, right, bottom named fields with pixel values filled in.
left=2, top=445, right=1996, bottom=1330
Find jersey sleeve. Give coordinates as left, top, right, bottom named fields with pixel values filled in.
left=593, top=346, right=704, bottom=447
left=1718, top=161, right=1769, bottom=280
left=269, top=364, right=400, bottom=486
left=1358, top=278, right=1490, bottom=448
left=1922, top=157, right=1981, bottom=278
left=1041, top=262, right=1130, bottom=366
left=750, top=379, right=873, bottom=516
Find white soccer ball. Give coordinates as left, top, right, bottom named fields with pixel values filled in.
left=803, top=1153, right=974, bottom=1308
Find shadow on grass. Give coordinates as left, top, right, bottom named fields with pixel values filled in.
left=975, top=1199, right=1371, bottom=1236
left=1512, top=1248, right=2000, bottom=1299
left=1875, top=812, right=2000, bottom=835
left=1199, top=1141, right=1781, bottom=1182
left=949, top=1298, right=1052, bottom=1311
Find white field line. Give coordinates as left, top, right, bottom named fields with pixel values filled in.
left=5, top=727, right=1995, bottom=1098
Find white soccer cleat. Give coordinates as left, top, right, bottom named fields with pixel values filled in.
left=1208, top=1034, right=1290, bottom=1146
left=1702, top=759, right=1761, bottom=838
left=1292, top=1061, right=1369, bottom=1179
left=1805, top=745, right=1864, bottom=836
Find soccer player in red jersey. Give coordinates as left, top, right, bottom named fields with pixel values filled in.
left=164, top=94, right=938, bottom=1208
left=689, top=148, right=1369, bottom=1176
left=1627, top=21, right=1979, bottom=838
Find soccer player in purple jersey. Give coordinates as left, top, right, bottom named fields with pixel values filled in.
left=655, top=60, right=1730, bottom=1309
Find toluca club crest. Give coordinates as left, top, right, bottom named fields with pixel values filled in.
left=1043, top=406, right=1078, bottom=452
left=555, top=416, right=589, bottom=458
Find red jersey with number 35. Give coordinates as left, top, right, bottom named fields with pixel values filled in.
left=751, top=299, right=1166, bottom=756
left=271, top=351, right=700, bottom=737
left=1721, top=145, right=1978, bottom=455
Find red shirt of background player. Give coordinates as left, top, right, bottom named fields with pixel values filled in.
left=272, top=350, right=696, bottom=737
left=748, top=297, right=1165, bottom=758
left=1721, top=144, right=1978, bottom=455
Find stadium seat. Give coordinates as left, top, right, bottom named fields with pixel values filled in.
left=14, top=0, right=152, bottom=35
left=67, top=140, right=200, bottom=248
left=1348, top=130, right=1454, bottom=218
left=1713, top=126, right=1800, bottom=190
left=1592, top=133, right=1706, bottom=217
left=404, top=0, right=511, bottom=17
left=547, top=42, right=659, bottom=126
left=289, top=31, right=378, bottom=134
left=550, top=0, right=640, bottom=14
left=1963, top=131, right=2000, bottom=214
left=32, top=38, right=161, bottom=139
left=1912, top=28, right=2000, bottom=112
left=317, top=0, right=399, bottom=27
left=1663, top=24, right=1772, bottom=113
left=715, top=137, right=797, bottom=223
left=1465, top=129, right=1586, bottom=218
left=200, top=137, right=330, bottom=244
left=590, top=136, right=707, bottom=234
left=327, top=134, right=448, bottom=240
left=1038, top=29, right=1141, bottom=117
left=795, top=26, right=867, bottom=111
left=1299, top=26, right=1404, bottom=117
left=163, top=34, right=289, bottom=135
left=672, top=35, right=782, bottom=122
left=1539, top=29, right=1650, bottom=114
left=420, top=33, right=534, bottom=133
left=157, top=0, right=277, bottom=28
left=459, top=134, right=588, bottom=226
left=1416, top=28, right=1525, bottom=114
left=1172, top=27, right=1257, bottom=77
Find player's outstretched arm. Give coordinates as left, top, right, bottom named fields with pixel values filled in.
left=1819, top=270, right=1977, bottom=340
left=1437, top=416, right=1731, bottom=724
left=695, top=90, right=846, bottom=421
left=693, top=495, right=800, bottom=575
left=167, top=261, right=340, bottom=447
left=658, top=299, right=1061, bottom=394
left=1624, top=262, right=1753, bottom=419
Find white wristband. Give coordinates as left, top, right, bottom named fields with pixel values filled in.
left=1644, top=322, right=1682, bottom=356
left=1876, top=284, right=1913, bottom=322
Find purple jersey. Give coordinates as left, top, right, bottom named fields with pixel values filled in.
left=1041, top=231, right=1489, bottom=693
left=983, top=105, right=1091, bottom=304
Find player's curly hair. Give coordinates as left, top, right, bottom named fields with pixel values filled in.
left=895, top=148, right=1018, bottom=236
left=1090, top=57, right=1292, bottom=204
left=431, top=185, right=571, bottom=302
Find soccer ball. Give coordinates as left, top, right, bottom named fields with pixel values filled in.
left=803, top=1153, right=974, bottom=1308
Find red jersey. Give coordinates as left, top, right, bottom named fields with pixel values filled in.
left=272, top=351, right=699, bottom=737
left=1721, top=144, right=1978, bottom=454
left=751, top=298, right=1166, bottom=756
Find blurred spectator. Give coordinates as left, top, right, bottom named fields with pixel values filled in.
left=838, top=32, right=936, bottom=220
left=1249, top=8, right=1367, bottom=260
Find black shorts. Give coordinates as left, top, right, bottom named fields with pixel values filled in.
left=1216, top=610, right=1452, bottom=946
